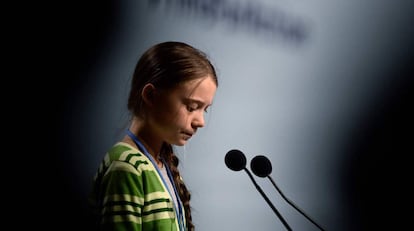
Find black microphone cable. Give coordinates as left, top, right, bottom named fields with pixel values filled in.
left=251, top=155, right=326, bottom=231
left=225, top=149, right=292, bottom=231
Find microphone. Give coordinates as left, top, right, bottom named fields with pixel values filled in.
left=225, top=149, right=292, bottom=231
left=251, top=155, right=326, bottom=231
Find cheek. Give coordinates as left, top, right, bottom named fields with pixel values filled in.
left=152, top=93, right=191, bottom=127
left=153, top=102, right=187, bottom=126
left=169, top=106, right=189, bottom=126
left=153, top=96, right=175, bottom=116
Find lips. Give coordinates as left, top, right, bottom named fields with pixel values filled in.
left=182, top=131, right=194, bottom=139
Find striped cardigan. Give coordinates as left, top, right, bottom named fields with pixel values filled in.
left=89, top=142, right=185, bottom=231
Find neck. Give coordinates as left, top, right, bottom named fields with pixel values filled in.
left=124, top=117, right=163, bottom=164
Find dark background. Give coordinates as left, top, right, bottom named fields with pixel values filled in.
left=51, top=1, right=120, bottom=230
left=17, top=1, right=120, bottom=230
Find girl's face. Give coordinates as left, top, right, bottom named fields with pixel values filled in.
left=150, top=76, right=217, bottom=146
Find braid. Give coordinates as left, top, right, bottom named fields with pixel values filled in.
left=161, top=143, right=194, bottom=231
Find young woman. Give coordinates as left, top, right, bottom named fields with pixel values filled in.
left=89, top=41, right=218, bottom=231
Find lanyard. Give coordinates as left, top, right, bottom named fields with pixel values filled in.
left=126, top=129, right=185, bottom=231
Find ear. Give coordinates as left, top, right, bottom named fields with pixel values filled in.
left=141, top=83, right=157, bottom=106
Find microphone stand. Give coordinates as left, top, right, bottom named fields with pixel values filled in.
left=243, top=168, right=292, bottom=231
left=267, top=175, right=325, bottom=231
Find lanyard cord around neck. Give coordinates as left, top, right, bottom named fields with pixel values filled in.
left=126, top=129, right=185, bottom=231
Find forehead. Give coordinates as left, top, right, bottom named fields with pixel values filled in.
left=175, top=76, right=217, bottom=103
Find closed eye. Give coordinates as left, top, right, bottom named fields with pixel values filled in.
left=186, top=104, right=198, bottom=112
left=184, top=98, right=211, bottom=113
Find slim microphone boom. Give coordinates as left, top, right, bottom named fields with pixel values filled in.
left=225, top=149, right=292, bottom=231
left=251, top=155, right=326, bottom=231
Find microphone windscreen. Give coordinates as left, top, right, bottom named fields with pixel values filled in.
left=225, top=149, right=246, bottom=171
left=251, top=155, right=272, bottom=177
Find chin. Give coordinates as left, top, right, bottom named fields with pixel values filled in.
left=174, top=139, right=188, bottom=146
left=176, top=141, right=187, bottom=146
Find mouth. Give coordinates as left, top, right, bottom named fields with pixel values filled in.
left=182, top=131, right=194, bottom=139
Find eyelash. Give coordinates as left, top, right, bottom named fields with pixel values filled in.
left=187, top=105, right=209, bottom=113
left=187, top=105, right=196, bottom=112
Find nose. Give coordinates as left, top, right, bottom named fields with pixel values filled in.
left=192, top=111, right=205, bottom=128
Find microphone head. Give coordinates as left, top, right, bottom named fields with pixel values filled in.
left=250, top=155, right=272, bottom=177
left=225, top=149, right=247, bottom=171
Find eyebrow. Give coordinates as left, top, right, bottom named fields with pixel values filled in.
left=185, top=98, right=212, bottom=107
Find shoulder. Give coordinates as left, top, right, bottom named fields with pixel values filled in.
left=105, top=142, right=154, bottom=172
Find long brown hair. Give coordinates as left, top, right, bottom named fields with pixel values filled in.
left=127, top=41, right=218, bottom=230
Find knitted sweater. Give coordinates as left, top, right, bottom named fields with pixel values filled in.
left=89, top=142, right=185, bottom=231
